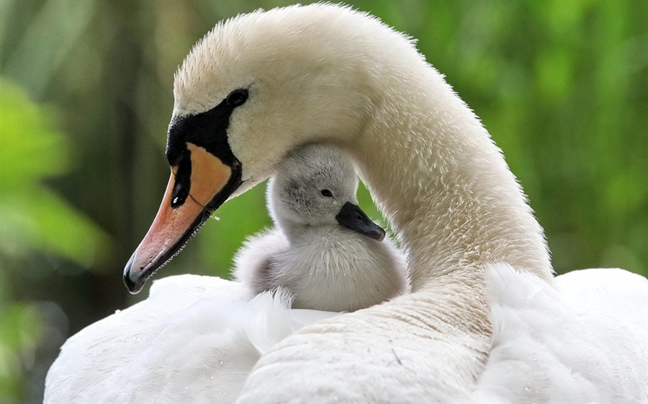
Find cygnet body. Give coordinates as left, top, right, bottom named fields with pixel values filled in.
left=234, top=144, right=408, bottom=312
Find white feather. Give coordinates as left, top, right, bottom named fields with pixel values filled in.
left=45, top=275, right=339, bottom=403
left=476, top=265, right=648, bottom=403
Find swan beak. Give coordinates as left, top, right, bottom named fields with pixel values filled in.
left=123, top=142, right=241, bottom=294
left=335, top=202, right=386, bottom=242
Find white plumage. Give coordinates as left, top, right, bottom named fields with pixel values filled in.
left=476, top=265, right=648, bottom=403
left=45, top=275, right=337, bottom=403
left=46, top=3, right=648, bottom=403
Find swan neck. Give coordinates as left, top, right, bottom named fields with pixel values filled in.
left=350, top=64, right=553, bottom=291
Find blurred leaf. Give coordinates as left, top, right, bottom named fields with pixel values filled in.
left=0, top=79, right=69, bottom=187
left=0, top=188, right=109, bottom=265
left=0, top=78, right=110, bottom=266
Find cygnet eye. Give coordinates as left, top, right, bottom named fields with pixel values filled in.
left=320, top=189, right=333, bottom=198
left=226, top=89, right=249, bottom=107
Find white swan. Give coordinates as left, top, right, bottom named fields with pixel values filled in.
left=46, top=3, right=648, bottom=403
left=234, top=143, right=408, bottom=312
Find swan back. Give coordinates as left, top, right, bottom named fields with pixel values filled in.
left=475, top=265, right=648, bottom=402
left=44, top=275, right=339, bottom=403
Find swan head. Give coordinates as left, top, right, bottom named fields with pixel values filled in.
left=171, top=4, right=385, bottom=188
left=123, top=4, right=399, bottom=293
left=268, top=144, right=385, bottom=242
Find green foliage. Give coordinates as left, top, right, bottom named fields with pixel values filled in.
left=0, top=79, right=109, bottom=264
left=0, top=78, right=108, bottom=403
left=200, top=186, right=271, bottom=278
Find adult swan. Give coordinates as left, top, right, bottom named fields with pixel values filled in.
left=46, top=3, right=648, bottom=402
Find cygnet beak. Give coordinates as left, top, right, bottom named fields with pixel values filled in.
left=123, top=142, right=241, bottom=294
left=335, top=202, right=386, bottom=242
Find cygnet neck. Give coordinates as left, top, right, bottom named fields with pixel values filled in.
left=278, top=219, right=327, bottom=245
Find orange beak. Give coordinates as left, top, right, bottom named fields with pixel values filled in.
left=123, top=142, right=241, bottom=293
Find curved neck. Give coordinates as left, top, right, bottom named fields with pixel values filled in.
left=347, top=58, right=553, bottom=291
left=336, top=52, right=555, bottom=393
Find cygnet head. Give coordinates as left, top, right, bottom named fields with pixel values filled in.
left=268, top=144, right=385, bottom=242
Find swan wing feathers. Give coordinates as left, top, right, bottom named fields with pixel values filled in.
left=243, top=287, right=339, bottom=354
left=44, top=275, right=337, bottom=403
left=45, top=274, right=238, bottom=402
left=475, top=264, right=648, bottom=403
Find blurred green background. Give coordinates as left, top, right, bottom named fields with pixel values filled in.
left=0, top=0, right=646, bottom=402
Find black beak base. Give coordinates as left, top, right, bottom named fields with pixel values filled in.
left=335, top=202, right=386, bottom=241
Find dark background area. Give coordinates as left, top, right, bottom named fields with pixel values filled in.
left=1, top=0, right=646, bottom=402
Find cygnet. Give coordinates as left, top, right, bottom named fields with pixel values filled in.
left=234, top=144, right=409, bottom=312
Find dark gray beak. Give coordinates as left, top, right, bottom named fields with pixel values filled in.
left=335, top=202, right=386, bottom=241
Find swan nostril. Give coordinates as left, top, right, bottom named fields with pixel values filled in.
left=171, top=184, right=188, bottom=207
left=171, top=149, right=192, bottom=208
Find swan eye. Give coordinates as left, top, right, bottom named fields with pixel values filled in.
left=226, top=89, right=248, bottom=107
left=320, top=189, right=333, bottom=198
